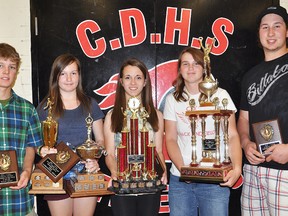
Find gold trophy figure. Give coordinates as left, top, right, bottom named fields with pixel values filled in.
left=198, top=37, right=218, bottom=106
left=0, top=154, right=11, bottom=171
left=42, top=98, right=58, bottom=149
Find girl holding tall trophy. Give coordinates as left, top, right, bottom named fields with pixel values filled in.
left=104, top=58, right=167, bottom=216
left=37, top=54, right=104, bottom=216
left=164, top=47, right=242, bottom=216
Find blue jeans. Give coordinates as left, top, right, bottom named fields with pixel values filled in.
left=169, top=174, right=230, bottom=216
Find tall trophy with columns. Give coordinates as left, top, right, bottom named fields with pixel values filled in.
left=180, top=38, right=233, bottom=183
left=109, top=97, right=165, bottom=194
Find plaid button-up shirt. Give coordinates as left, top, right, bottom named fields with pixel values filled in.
left=0, top=91, right=42, bottom=216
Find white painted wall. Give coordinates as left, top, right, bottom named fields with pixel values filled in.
left=282, top=0, right=288, bottom=10
left=0, top=0, right=32, bottom=101
left=0, top=0, right=287, bottom=103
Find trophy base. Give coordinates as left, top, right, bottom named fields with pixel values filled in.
left=29, top=168, right=66, bottom=194
left=108, top=179, right=166, bottom=194
left=66, top=172, right=113, bottom=197
left=180, top=163, right=233, bottom=183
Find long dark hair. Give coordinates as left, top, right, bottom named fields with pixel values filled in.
left=39, top=54, right=91, bottom=118
left=111, top=58, right=159, bottom=133
left=173, top=47, right=204, bottom=102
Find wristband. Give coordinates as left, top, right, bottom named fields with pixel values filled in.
left=37, top=145, right=43, bottom=156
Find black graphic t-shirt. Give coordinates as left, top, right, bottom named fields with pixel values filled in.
left=240, top=53, right=288, bottom=170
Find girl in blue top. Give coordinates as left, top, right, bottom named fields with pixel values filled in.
left=37, top=54, right=104, bottom=216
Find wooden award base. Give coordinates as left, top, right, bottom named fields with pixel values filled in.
left=180, top=163, right=233, bottom=183
left=109, top=178, right=166, bottom=194
left=29, top=168, right=66, bottom=194
left=66, top=172, right=113, bottom=198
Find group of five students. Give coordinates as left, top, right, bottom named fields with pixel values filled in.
left=1, top=5, right=288, bottom=216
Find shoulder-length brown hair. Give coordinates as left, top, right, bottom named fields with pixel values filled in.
left=173, top=47, right=204, bottom=102
left=111, top=58, right=159, bottom=133
left=39, top=53, right=91, bottom=118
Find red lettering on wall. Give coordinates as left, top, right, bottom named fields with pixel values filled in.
left=190, top=18, right=234, bottom=55
left=76, top=10, right=234, bottom=58
left=190, top=37, right=201, bottom=48
left=159, top=185, right=170, bottom=213
left=119, top=8, right=147, bottom=46
left=76, top=20, right=106, bottom=58
left=164, top=7, right=191, bottom=45
left=211, top=17, right=234, bottom=55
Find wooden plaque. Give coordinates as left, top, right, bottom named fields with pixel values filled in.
left=252, top=119, right=283, bottom=155
left=0, top=150, right=19, bottom=187
left=37, top=141, right=80, bottom=183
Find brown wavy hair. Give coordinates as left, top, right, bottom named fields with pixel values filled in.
left=172, top=47, right=204, bottom=102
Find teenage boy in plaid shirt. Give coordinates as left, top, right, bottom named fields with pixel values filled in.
left=0, top=43, right=42, bottom=216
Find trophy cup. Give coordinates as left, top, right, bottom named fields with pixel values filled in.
left=42, top=98, right=58, bottom=149
left=66, top=114, right=111, bottom=197
left=30, top=98, right=80, bottom=194
left=109, top=97, right=165, bottom=194
left=0, top=150, right=19, bottom=187
left=252, top=119, right=282, bottom=156
left=180, top=38, right=233, bottom=183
